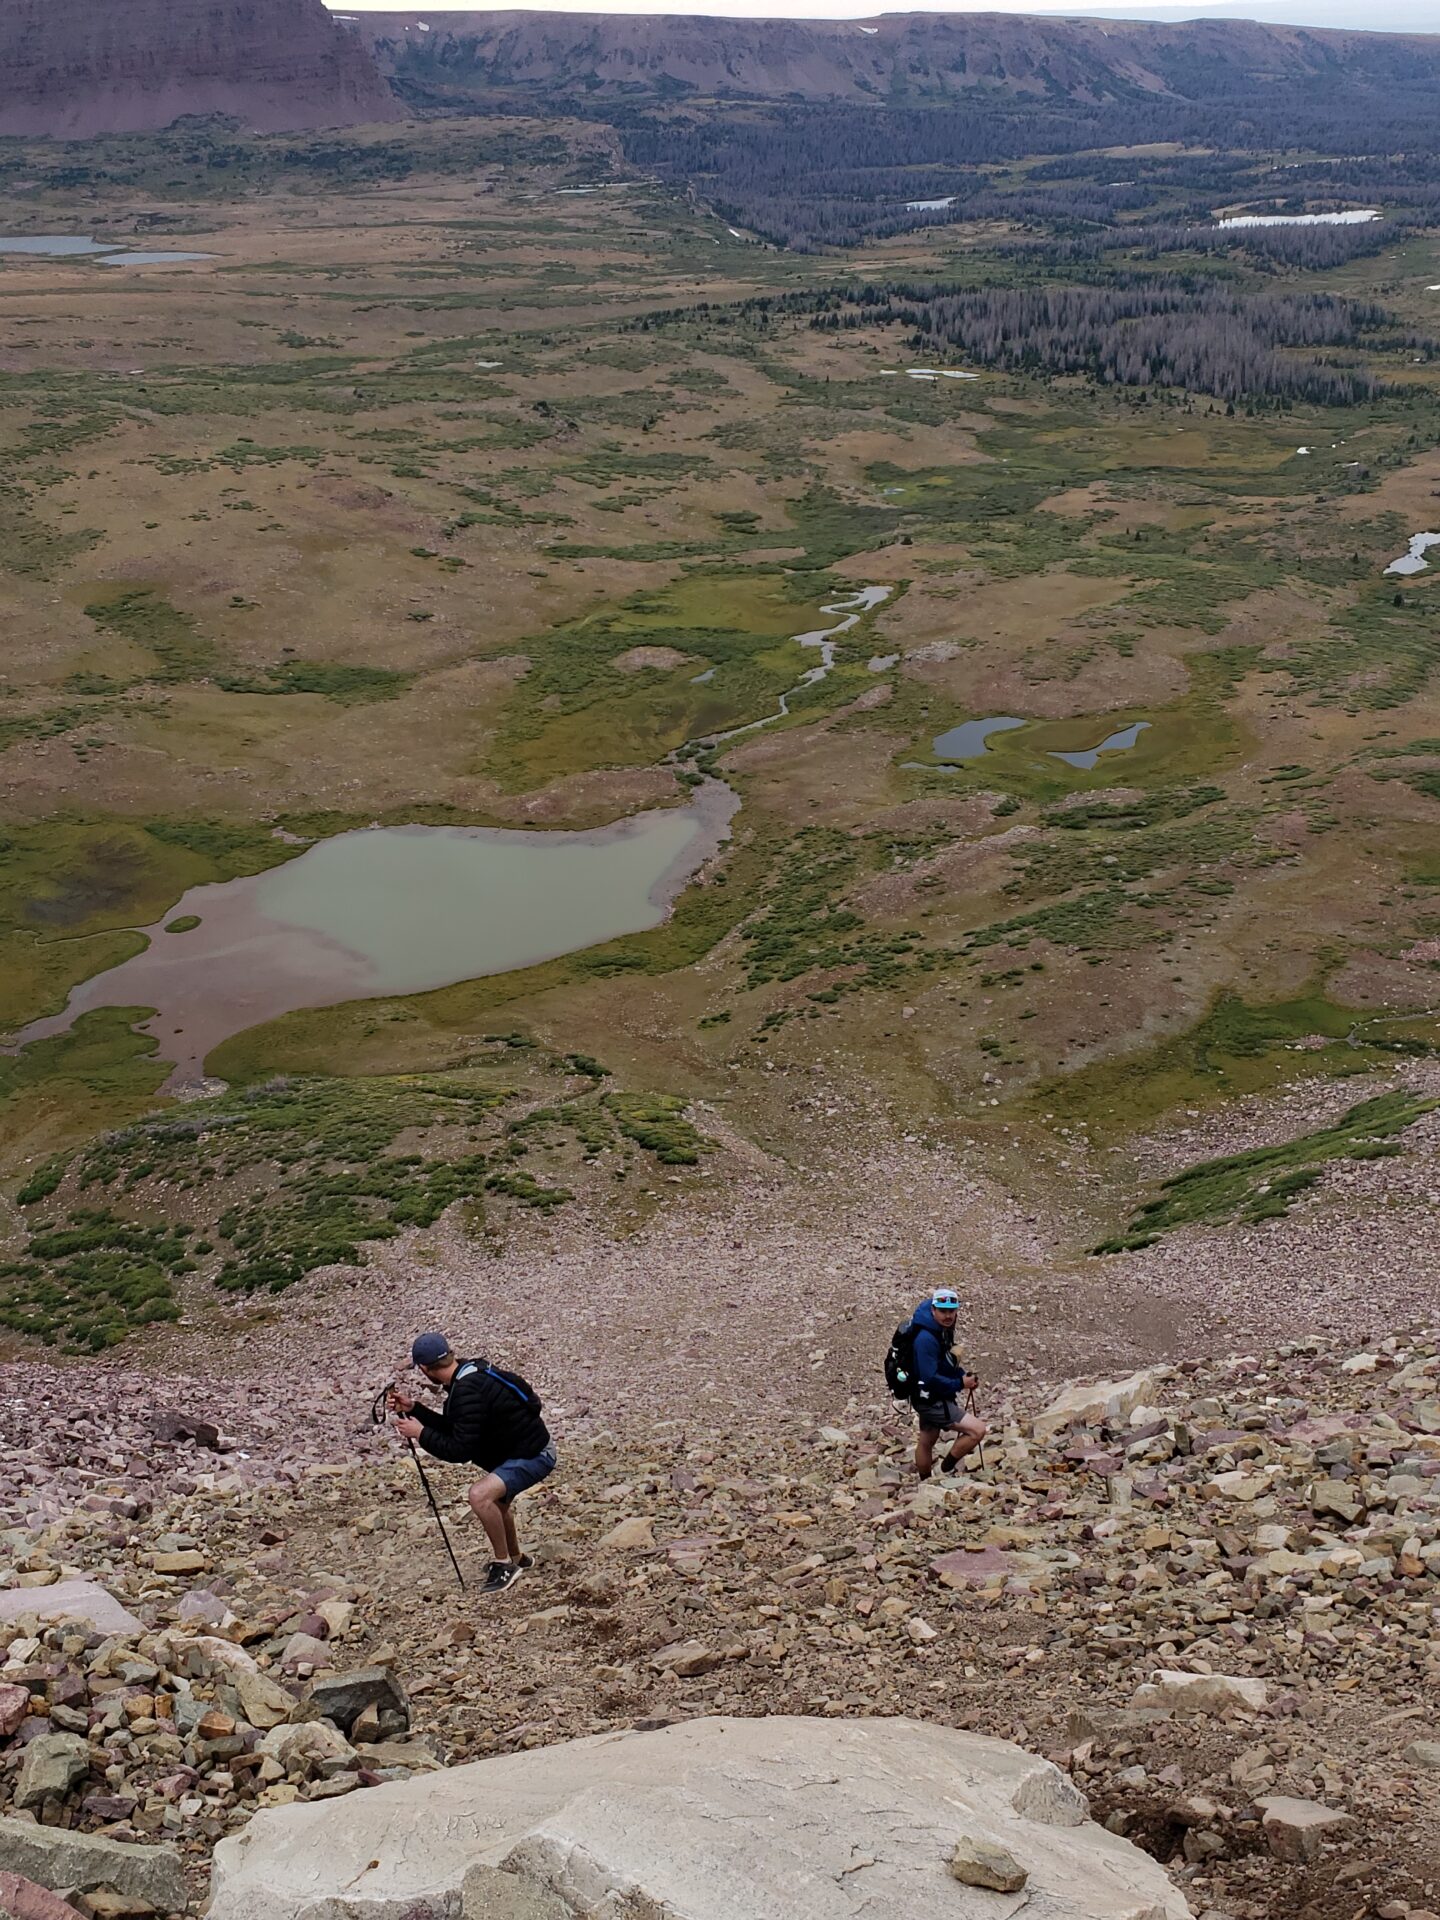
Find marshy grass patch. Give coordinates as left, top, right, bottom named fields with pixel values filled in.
left=3, top=1053, right=712, bottom=1347
left=1093, top=1087, right=1438, bottom=1251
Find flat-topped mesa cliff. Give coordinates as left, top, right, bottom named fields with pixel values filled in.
left=355, top=8, right=1440, bottom=106
left=0, top=0, right=401, bottom=139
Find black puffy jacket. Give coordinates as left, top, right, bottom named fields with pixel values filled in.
left=413, top=1359, right=549, bottom=1470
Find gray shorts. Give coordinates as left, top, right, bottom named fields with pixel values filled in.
left=917, top=1398, right=961, bottom=1432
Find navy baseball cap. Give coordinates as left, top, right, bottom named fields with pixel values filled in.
left=411, top=1332, right=452, bottom=1367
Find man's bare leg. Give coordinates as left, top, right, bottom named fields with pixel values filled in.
left=500, top=1500, right=521, bottom=1562
left=467, top=1474, right=512, bottom=1561
left=942, top=1411, right=989, bottom=1471
left=915, top=1424, right=943, bottom=1479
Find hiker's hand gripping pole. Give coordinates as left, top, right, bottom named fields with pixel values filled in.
left=370, top=1382, right=467, bottom=1593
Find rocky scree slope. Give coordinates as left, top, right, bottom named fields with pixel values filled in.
left=0, top=0, right=401, bottom=138
left=0, top=1337, right=1437, bottom=1916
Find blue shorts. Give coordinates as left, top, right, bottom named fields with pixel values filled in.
left=493, top=1445, right=556, bottom=1503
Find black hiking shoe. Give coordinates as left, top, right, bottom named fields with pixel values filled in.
left=941, top=1452, right=964, bottom=1475
left=516, top=1552, right=534, bottom=1571
left=481, top=1560, right=523, bottom=1596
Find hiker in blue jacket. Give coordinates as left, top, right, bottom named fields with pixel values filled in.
left=910, top=1286, right=988, bottom=1479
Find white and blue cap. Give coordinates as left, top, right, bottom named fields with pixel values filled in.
left=930, top=1287, right=960, bottom=1312
left=411, top=1331, right=452, bottom=1367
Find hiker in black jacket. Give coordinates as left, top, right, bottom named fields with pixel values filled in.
left=390, top=1331, right=555, bottom=1596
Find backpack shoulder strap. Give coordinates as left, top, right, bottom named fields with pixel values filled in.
left=484, top=1365, right=534, bottom=1405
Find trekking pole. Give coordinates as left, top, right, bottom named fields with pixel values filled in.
left=371, top=1383, right=467, bottom=1593
left=966, top=1384, right=986, bottom=1473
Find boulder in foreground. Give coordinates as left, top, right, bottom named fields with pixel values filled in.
left=0, top=1818, right=186, bottom=1912
left=209, top=1714, right=1190, bottom=1920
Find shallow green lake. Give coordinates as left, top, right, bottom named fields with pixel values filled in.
left=9, top=791, right=734, bottom=1085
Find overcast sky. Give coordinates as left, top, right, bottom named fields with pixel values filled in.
left=327, top=1, right=1440, bottom=27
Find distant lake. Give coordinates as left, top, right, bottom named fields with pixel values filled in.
left=0, top=235, right=214, bottom=264
left=100, top=251, right=215, bottom=266
left=1384, top=532, right=1440, bottom=577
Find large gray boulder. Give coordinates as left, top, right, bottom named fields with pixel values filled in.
left=14, top=1733, right=89, bottom=1811
left=209, top=1715, right=1189, bottom=1920
left=0, top=1817, right=187, bottom=1912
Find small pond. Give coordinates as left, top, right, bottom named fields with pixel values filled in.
left=9, top=787, right=737, bottom=1087
left=1384, top=532, right=1440, bottom=577
left=0, top=236, right=113, bottom=255
left=1050, top=721, right=1151, bottom=770
left=932, top=716, right=1026, bottom=760
left=0, top=235, right=214, bottom=264
left=880, top=367, right=979, bottom=382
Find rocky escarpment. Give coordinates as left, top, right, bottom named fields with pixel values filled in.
left=357, top=10, right=1440, bottom=108
left=0, top=0, right=400, bottom=139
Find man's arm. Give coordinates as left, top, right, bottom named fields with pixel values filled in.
left=913, top=1328, right=955, bottom=1397
left=413, top=1373, right=490, bottom=1464
left=916, top=1328, right=967, bottom=1395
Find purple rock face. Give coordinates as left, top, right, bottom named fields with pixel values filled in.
left=0, top=0, right=401, bottom=138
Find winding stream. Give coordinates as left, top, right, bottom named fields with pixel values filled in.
left=702, top=586, right=892, bottom=746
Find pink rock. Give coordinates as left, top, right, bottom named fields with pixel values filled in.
left=0, top=1873, right=78, bottom=1920
left=0, top=1683, right=30, bottom=1737
left=279, top=1631, right=332, bottom=1670
left=82, top=1789, right=138, bottom=1821
left=1286, top=1414, right=1359, bottom=1444
left=176, top=1588, right=228, bottom=1626
left=665, top=1536, right=719, bottom=1570
left=931, top=1546, right=1016, bottom=1587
